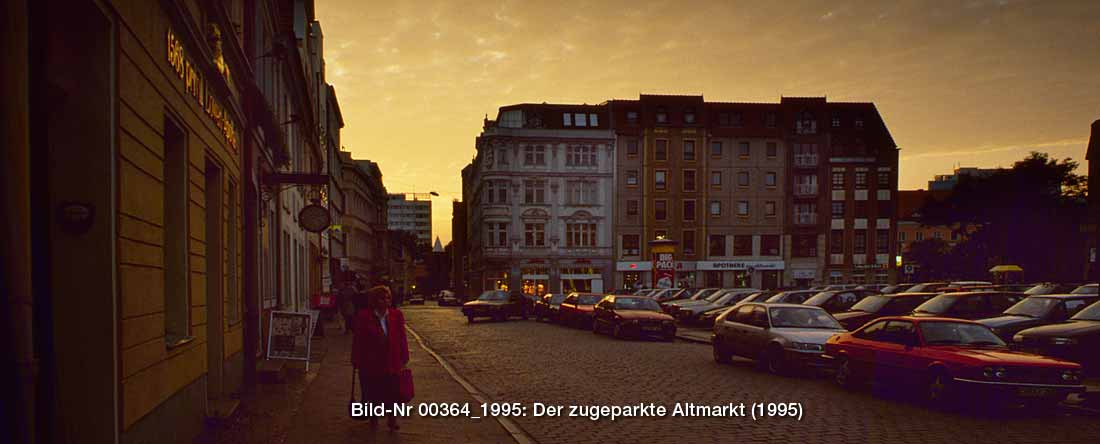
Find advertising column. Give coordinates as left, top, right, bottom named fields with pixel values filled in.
left=650, top=239, right=679, bottom=289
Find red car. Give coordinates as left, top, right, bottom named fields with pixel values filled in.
left=824, top=316, right=1085, bottom=408
left=591, top=295, right=676, bottom=340
left=558, top=292, right=605, bottom=328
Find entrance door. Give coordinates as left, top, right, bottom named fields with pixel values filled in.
left=205, top=161, right=225, bottom=404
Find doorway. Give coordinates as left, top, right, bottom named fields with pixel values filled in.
left=205, top=161, right=225, bottom=405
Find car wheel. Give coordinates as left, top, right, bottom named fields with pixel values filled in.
left=834, top=357, right=855, bottom=389
left=762, top=345, right=787, bottom=375
left=592, top=320, right=601, bottom=334
left=713, top=342, right=732, bottom=364
left=924, top=369, right=954, bottom=408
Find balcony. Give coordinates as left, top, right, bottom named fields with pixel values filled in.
left=794, top=183, right=818, bottom=196
left=793, top=154, right=818, bottom=168
left=794, top=213, right=818, bottom=225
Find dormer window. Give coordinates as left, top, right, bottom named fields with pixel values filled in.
left=626, top=111, right=639, bottom=124
left=684, top=109, right=696, bottom=124
left=796, top=111, right=816, bottom=134
left=765, top=112, right=777, bottom=128
left=563, top=113, right=572, bottom=126
left=718, top=112, right=731, bottom=126
left=655, top=107, right=668, bottom=124
left=574, top=113, right=588, bottom=127
left=832, top=114, right=841, bottom=128
left=854, top=116, right=864, bottom=128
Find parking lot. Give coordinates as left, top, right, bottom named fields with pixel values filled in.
left=404, top=304, right=1099, bottom=444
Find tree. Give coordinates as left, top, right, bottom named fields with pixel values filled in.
left=905, top=238, right=952, bottom=281
left=919, top=152, right=1088, bottom=282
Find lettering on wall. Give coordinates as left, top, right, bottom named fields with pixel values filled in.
left=167, top=28, right=240, bottom=152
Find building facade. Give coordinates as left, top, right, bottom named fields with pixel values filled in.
left=338, top=152, right=389, bottom=282
left=450, top=199, right=469, bottom=297
left=464, top=103, right=616, bottom=295
left=388, top=193, right=433, bottom=247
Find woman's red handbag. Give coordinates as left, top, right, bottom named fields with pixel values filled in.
left=398, top=368, right=414, bottom=402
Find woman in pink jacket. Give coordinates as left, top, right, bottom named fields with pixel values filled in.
left=351, top=285, right=409, bottom=430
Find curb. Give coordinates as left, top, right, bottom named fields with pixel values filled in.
left=675, top=331, right=713, bottom=345
left=405, top=325, right=538, bottom=444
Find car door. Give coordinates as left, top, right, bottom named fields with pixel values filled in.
left=872, top=320, right=920, bottom=384
left=844, top=320, right=888, bottom=378
left=741, top=305, right=772, bottom=359
left=593, top=298, right=613, bottom=328
left=986, top=292, right=1023, bottom=318
left=719, top=305, right=755, bottom=356
left=560, top=294, right=578, bottom=323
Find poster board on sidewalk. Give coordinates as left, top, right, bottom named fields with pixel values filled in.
left=266, top=311, right=314, bottom=367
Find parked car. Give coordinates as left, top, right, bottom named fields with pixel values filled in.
left=1014, top=300, right=1100, bottom=375
left=592, top=295, right=676, bottom=340
left=697, top=291, right=778, bottom=327
left=978, top=294, right=1100, bottom=340
left=825, top=317, right=1085, bottom=408
left=802, top=289, right=878, bottom=314
left=906, top=282, right=949, bottom=293
left=822, top=284, right=861, bottom=291
left=661, top=288, right=719, bottom=310
left=879, top=283, right=917, bottom=295
left=462, top=290, right=528, bottom=323
left=663, top=288, right=734, bottom=313
left=713, top=303, right=846, bottom=374
left=765, top=290, right=818, bottom=305
left=437, top=290, right=461, bottom=306
left=654, top=287, right=696, bottom=303
left=674, top=289, right=761, bottom=323
left=558, top=292, right=606, bottom=327
left=632, top=288, right=655, bottom=296
left=854, top=284, right=888, bottom=292
left=533, top=293, right=567, bottom=322
left=911, top=291, right=1026, bottom=320
left=1020, top=283, right=1077, bottom=295
left=832, top=292, right=939, bottom=331
left=1070, top=284, right=1098, bottom=295
left=407, top=294, right=425, bottom=305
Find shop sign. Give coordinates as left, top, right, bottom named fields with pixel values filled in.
left=167, top=28, right=239, bottom=151
left=616, top=261, right=653, bottom=271
left=854, top=264, right=886, bottom=270
left=696, top=260, right=785, bottom=271
left=791, top=269, right=815, bottom=279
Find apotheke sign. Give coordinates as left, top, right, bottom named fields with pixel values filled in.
left=696, top=261, right=785, bottom=271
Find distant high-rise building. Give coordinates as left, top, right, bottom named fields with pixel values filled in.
left=927, top=167, right=1000, bottom=191
left=388, top=193, right=433, bottom=247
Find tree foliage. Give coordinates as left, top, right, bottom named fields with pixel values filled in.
left=917, top=152, right=1088, bottom=282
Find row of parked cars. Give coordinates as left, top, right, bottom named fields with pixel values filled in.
left=632, top=281, right=1097, bottom=408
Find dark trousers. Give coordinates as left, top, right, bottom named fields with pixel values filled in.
left=358, top=370, right=400, bottom=418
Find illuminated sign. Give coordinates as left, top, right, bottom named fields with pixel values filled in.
left=167, top=29, right=240, bottom=151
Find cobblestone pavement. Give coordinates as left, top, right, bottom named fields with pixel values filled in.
left=404, top=304, right=1100, bottom=444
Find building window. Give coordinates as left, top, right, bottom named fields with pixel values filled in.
left=832, top=114, right=841, bottom=127
left=524, top=223, right=546, bottom=247
left=766, top=142, right=777, bottom=158
left=710, top=141, right=723, bottom=157
left=683, top=170, right=696, bottom=191
left=563, top=113, right=572, bottom=126
left=830, top=230, right=844, bottom=254
left=486, top=180, right=508, bottom=204
left=655, top=200, right=668, bottom=220
left=524, top=146, right=546, bottom=166
left=855, top=172, right=868, bottom=188
left=877, top=172, right=890, bottom=187
left=498, top=148, right=509, bottom=165
left=832, top=201, right=844, bottom=218
left=626, top=199, right=639, bottom=216
left=796, top=111, right=816, bottom=134
left=876, top=230, right=889, bottom=254
left=765, top=112, right=777, bottom=128
left=916, top=232, right=924, bottom=241
left=655, top=170, right=668, bottom=190
left=655, top=139, right=668, bottom=161
left=709, top=235, right=726, bottom=257
left=684, top=109, right=696, bottom=124
left=762, top=235, right=780, bottom=256
left=951, top=231, right=959, bottom=241
left=683, top=140, right=696, bottom=160
left=566, top=145, right=598, bottom=167
left=709, top=200, right=721, bottom=217
left=898, top=232, right=907, bottom=241
left=656, top=107, right=668, bottom=124
left=718, top=112, right=731, bottom=126
left=933, top=231, right=943, bottom=240
left=765, top=201, right=776, bottom=217
left=622, top=234, right=641, bottom=256
left=765, top=172, right=777, bottom=187
left=626, top=170, right=639, bottom=186
left=164, top=117, right=189, bottom=341
left=626, top=111, right=639, bottom=124
left=574, top=113, right=588, bottom=127
left=682, top=230, right=696, bottom=256
left=733, top=235, right=753, bottom=256
left=738, top=142, right=750, bottom=158
left=566, top=223, right=597, bottom=247
left=855, top=200, right=868, bottom=218
left=737, top=201, right=750, bottom=216
left=683, top=200, right=696, bottom=221
left=855, top=116, right=864, bottom=128
left=832, top=172, right=845, bottom=189
left=710, top=171, right=722, bottom=188
left=737, top=171, right=750, bottom=187
left=524, top=179, right=546, bottom=204
left=854, top=230, right=867, bottom=254
left=626, top=139, right=638, bottom=156
left=566, top=181, right=597, bottom=205
left=489, top=222, right=509, bottom=247
left=589, top=113, right=599, bottom=126
left=731, top=112, right=743, bottom=127
left=793, top=234, right=817, bottom=257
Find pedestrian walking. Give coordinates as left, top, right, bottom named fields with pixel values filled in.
left=337, top=282, right=359, bottom=334
left=351, top=285, right=411, bottom=431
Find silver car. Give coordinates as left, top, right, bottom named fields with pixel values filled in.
left=712, top=303, right=846, bottom=374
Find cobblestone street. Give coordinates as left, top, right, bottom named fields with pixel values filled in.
left=403, top=305, right=1100, bottom=444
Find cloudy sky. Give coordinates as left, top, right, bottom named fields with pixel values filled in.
left=316, top=0, right=1100, bottom=244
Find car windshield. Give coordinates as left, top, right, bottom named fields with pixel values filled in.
left=704, top=290, right=729, bottom=302
left=765, top=292, right=796, bottom=303
left=1004, top=297, right=1059, bottom=318
left=1070, top=301, right=1100, bottom=321
left=803, top=292, right=836, bottom=307
left=913, top=295, right=956, bottom=314
left=549, top=294, right=566, bottom=304
left=694, top=288, right=718, bottom=300
left=1024, top=285, right=1055, bottom=295
left=615, top=297, right=661, bottom=311
left=849, top=295, right=892, bottom=312
left=909, top=283, right=945, bottom=292
left=714, top=292, right=749, bottom=305
left=478, top=291, right=507, bottom=301
left=919, top=322, right=1006, bottom=347
left=1071, top=285, right=1098, bottom=295
left=578, top=295, right=604, bottom=305
left=768, top=307, right=842, bottom=329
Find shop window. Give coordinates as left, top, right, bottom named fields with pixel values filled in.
left=622, top=234, right=640, bottom=256
left=682, top=230, right=696, bottom=256
left=733, top=235, right=753, bottom=256
left=164, top=116, right=190, bottom=343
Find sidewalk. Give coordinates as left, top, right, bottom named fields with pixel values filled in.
left=675, top=326, right=712, bottom=344
left=281, top=322, right=516, bottom=444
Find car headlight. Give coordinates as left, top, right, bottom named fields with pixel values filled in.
left=1061, top=369, right=1083, bottom=382
left=983, top=366, right=1008, bottom=379
left=1050, top=337, right=1078, bottom=345
left=790, top=342, right=824, bottom=352
left=1012, top=334, right=1024, bottom=343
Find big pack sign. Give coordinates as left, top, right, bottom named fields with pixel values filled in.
left=653, top=252, right=676, bottom=288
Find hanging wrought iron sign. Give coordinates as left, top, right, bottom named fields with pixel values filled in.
left=298, top=204, right=331, bottom=233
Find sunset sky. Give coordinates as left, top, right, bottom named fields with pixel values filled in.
left=316, top=0, right=1100, bottom=244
